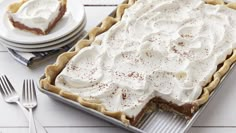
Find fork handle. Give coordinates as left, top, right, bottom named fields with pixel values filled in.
left=16, top=101, right=47, bottom=133
left=16, top=101, right=29, bottom=118
left=29, top=108, right=37, bottom=133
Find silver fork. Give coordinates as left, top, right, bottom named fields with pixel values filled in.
left=0, top=75, right=47, bottom=133
left=0, top=75, right=21, bottom=105
left=22, top=79, right=37, bottom=133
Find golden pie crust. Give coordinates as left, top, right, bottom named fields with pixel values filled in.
left=40, top=0, right=236, bottom=125
left=7, top=0, right=67, bottom=35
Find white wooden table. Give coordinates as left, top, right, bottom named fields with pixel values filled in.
left=0, top=0, right=236, bottom=133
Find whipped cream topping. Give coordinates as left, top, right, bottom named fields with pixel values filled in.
left=9, top=0, right=60, bottom=31
left=55, top=0, right=236, bottom=118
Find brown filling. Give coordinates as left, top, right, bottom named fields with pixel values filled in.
left=127, top=98, right=193, bottom=126
left=153, top=98, right=193, bottom=117
left=9, top=3, right=67, bottom=35
left=129, top=101, right=155, bottom=126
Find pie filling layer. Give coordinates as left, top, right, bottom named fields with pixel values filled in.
left=8, top=0, right=62, bottom=34
left=55, top=0, right=236, bottom=119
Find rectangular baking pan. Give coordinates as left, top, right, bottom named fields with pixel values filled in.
left=38, top=1, right=236, bottom=132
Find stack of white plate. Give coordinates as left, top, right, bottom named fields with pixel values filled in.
left=0, top=0, right=86, bottom=52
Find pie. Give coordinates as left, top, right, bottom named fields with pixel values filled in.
left=40, top=0, right=236, bottom=126
left=7, top=0, right=67, bottom=35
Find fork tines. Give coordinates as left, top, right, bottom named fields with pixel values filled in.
left=22, top=79, right=37, bottom=103
left=0, top=75, right=16, bottom=97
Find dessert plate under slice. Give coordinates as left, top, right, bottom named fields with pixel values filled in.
left=0, top=18, right=86, bottom=49
left=0, top=0, right=85, bottom=44
left=1, top=30, right=85, bottom=52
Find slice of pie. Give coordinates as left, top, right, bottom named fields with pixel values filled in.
left=40, top=0, right=236, bottom=126
left=7, top=0, right=67, bottom=35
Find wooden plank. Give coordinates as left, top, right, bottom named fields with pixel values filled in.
left=84, top=6, right=116, bottom=31
left=193, top=65, right=236, bottom=126
left=0, top=43, right=7, bottom=52
left=0, top=127, right=128, bottom=133
left=190, top=127, right=236, bottom=133
left=1, top=127, right=236, bottom=133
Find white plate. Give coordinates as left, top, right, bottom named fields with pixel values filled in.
left=0, top=0, right=85, bottom=44
left=0, top=18, right=86, bottom=48
left=2, top=30, right=85, bottom=52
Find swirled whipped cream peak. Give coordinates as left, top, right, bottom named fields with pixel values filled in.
left=56, top=0, right=236, bottom=118
left=8, top=0, right=65, bottom=34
